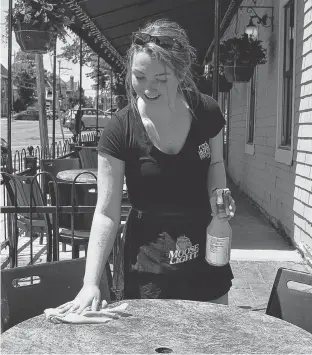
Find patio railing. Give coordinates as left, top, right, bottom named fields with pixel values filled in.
left=0, top=130, right=105, bottom=253
left=0, top=171, right=128, bottom=272
left=1, top=130, right=102, bottom=175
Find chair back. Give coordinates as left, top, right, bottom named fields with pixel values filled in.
left=4, top=174, right=47, bottom=222
left=266, top=267, right=312, bottom=334
left=49, top=181, right=97, bottom=231
left=77, top=147, right=98, bottom=169
left=1, top=258, right=113, bottom=332
left=1, top=173, right=53, bottom=266
left=40, top=158, right=80, bottom=195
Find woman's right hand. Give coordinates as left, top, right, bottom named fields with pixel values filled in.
left=56, top=284, right=102, bottom=315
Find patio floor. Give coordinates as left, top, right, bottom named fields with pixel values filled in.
left=227, top=177, right=311, bottom=308
left=1, top=177, right=311, bottom=310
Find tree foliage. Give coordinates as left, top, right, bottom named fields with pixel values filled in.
left=67, top=87, right=88, bottom=108
left=14, top=70, right=37, bottom=106
left=58, top=36, right=94, bottom=65
left=12, top=51, right=36, bottom=106
left=13, top=98, right=26, bottom=112
left=58, top=33, right=126, bottom=96
left=12, top=50, right=51, bottom=107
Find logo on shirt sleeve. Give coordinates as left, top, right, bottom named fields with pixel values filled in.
left=198, top=141, right=211, bottom=160
left=168, top=235, right=199, bottom=264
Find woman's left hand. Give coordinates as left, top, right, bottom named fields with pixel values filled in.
left=210, top=189, right=236, bottom=220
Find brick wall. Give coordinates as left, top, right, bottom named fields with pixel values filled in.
left=223, top=0, right=312, bottom=264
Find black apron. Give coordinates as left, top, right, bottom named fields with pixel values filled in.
left=112, top=208, right=233, bottom=301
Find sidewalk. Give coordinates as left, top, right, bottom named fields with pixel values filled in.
left=227, top=177, right=312, bottom=309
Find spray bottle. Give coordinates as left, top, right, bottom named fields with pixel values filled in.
left=205, top=188, right=232, bottom=266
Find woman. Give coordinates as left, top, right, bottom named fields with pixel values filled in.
left=60, top=19, right=235, bottom=314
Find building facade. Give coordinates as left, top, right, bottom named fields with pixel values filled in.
left=45, top=75, right=78, bottom=110
left=218, top=0, right=312, bottom=265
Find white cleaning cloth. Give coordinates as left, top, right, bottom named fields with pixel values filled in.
left=44, top=301, right=129, bottom=324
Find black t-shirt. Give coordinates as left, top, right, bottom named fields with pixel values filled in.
left=97, top=93, right=225, bottom=214
left=97, top=93, right=232, bottom=300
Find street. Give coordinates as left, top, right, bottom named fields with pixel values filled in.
left=1, top=117, right=72, bottom=153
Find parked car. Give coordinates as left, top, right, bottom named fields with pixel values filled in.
left=13, top=108, right=39, bottom=121
left=104, top=107, right=118, bottom=116
left=64, top=108, right=111, bottom=131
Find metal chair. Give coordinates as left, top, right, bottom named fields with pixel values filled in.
left=77, top=147, right=98, bottom=169
left=40, top=158, right=80, bottom=196
left=2, top=173, right=53, bottom=265
left=265, top=267, right=312, bottom=334
left=1, top=258, right=113, bottom=332
left=49, top=180, right=97, bottom=259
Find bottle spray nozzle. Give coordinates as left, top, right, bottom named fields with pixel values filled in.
left=216, top=188, right=231, bottom=216
left=216, top=189, right=226, bottom=215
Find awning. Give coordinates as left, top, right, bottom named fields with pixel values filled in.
left=63, top=0, right=242, bottom=73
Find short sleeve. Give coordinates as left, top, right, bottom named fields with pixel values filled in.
left=97, top=113, right=126, bottom=161
left=200, top=94, right=226, bottom=138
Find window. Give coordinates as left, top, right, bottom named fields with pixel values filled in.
left=276, top=0, right=296, bottom=165
left=281, top=0, right=295, bottom=146
left=247, top=71, right=257, bottom=145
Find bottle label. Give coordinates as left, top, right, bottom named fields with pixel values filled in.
left=205, top=234, right=230, bottom=266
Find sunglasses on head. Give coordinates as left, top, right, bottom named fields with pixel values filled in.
left=132, top=32, right=180, bottom=49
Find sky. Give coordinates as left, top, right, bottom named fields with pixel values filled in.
left=0, top=0, right=96, bottom=98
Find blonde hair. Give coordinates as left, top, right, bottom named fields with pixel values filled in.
left=125, top=19, right=200, bottom=111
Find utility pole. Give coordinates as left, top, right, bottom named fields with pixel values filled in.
left=35, top=54, right=49, bottom=156
left=58, top=59, right=70, bottom=104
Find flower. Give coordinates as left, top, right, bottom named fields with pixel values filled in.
left=204, top=62, right=225, bottom=80
left=12, top=0, right=74, bottom=42
left=219, top=34, right=267, bottom=67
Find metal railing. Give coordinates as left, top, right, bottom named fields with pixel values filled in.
left=0, top=171, right=129, bottom=271
left=1, top=130, right=102, bottom=175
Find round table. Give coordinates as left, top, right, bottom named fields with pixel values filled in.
left=57, top=169, right=128, bottom=194
left=57, top=168, right=98, bottom=183
left=2, top=299, right=312, bottom=354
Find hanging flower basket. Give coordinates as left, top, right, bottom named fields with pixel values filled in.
left=223, top=64, right=255, bottom=83
left=15, top=28, right=54, bottom=54
left=219, top=34, right=267, bottom=83
left=11, top=0, right=74, bottom=54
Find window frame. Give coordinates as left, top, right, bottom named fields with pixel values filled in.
left=245, top=68, right=257, bottom=155
left=275, top=0, right=296, bottom=165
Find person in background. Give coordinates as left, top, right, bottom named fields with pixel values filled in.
left=57, top=18, right=236, bottom=314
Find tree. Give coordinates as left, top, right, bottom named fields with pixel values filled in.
left=58, top=34, right=126, bottom=96
left=84, top=96, right=93, bottom=108
left=12, top=51, right=36, bottom=106
left=59, top=38, right=112, bottom=90
left=13, top=70, right=37, bottom=106
left=59, top=36, right=94, bottom=65
left=13, top=97, right=26, bottom=112
left=68, top=87, right=87, bottom=108
left=12, top=50, right=53, bottom=107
